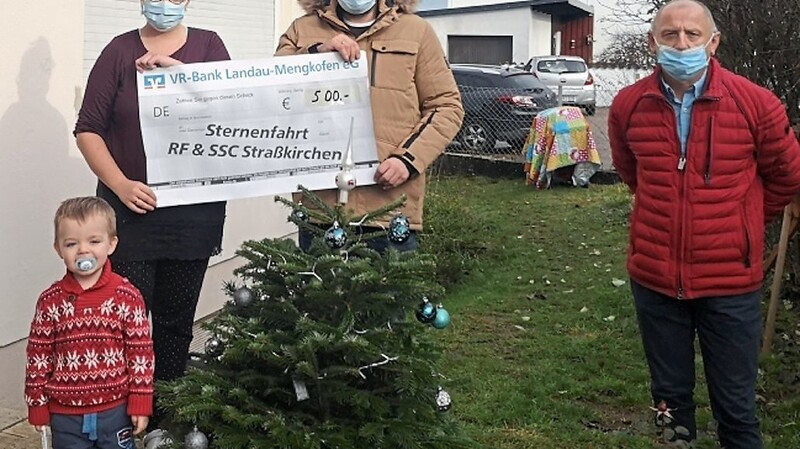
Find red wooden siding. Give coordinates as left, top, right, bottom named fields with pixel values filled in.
left=556, top=15, right=594, bottom=63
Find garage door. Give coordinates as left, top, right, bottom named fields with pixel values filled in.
left=84, top=0, right=275, bottom=77
left=448, top=35, right=512, bottom=65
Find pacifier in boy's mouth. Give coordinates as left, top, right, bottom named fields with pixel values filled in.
left=76, top=257, right=98, bottom=272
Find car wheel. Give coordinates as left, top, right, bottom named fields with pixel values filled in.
left=583, top=105, right=596, bottom=116
left=459, top=119, right=496, bottom=153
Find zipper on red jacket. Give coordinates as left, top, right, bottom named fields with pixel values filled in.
left=743, top=225, right=752, bottom=268
left=640, top=89, right=719, bottom=300
left=675, top=95, right=718, bottom=299
left=677, top=158, right=687, bottom=300
left=705, top=116, right=714, bottom=185
left=669, top=96, right=687, bottom=300
left=742, top=206, right=752, bottom=268
left=645, top=92, right=688, bottom=299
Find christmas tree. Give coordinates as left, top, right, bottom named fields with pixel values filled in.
left=156, top=185, right=475, bottom=449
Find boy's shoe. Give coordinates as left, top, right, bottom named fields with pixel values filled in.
left=143, top=429, right=173, bottom=449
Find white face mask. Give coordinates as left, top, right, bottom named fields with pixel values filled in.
left=338, top=0, right=377, bottom=15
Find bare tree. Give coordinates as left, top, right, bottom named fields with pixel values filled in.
left=711, top=0, right=800, bottom=123
left=597, top=0, right=800, bottom=123
left=595, top=28, right=654, bottom=69
left=597, top=0, right=667, bottom=27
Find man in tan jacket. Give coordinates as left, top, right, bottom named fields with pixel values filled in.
left=276, top=0, right=464, bottom=251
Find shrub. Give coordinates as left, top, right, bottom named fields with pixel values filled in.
left=419, top=187, right=495, bottom=288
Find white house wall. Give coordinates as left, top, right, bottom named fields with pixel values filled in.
left=448, top=0, right=528, bottom=8
left=276, top=0, right=307, bottom=50
left=528, top=9, right=553, bottom=60
left=84, top=0, right=276, bottom=76
left=0, top=0, right=293, bottom=412
left=0, top=0, right=93, bottom=411
left=424, top=8, right=552, bottom=64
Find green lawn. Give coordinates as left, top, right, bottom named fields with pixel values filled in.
left=422, top=175, right=800, bottom=449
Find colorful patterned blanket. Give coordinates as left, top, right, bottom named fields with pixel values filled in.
left=523, top=106, right=601, bottom=189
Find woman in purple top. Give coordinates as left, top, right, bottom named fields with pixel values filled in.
left=74, top=0, right=227, bottom=439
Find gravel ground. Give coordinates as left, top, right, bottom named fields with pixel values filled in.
left=585, top=107, right=612, bottom=171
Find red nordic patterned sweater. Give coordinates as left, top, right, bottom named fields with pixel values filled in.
left=24, top=261, right=154, bottom=426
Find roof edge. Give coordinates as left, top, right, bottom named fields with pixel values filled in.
left=418, top=0, right=593, bottom=18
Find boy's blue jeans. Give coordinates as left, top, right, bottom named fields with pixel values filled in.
left=631, top=280, right=763, bottom=449
left=50, top=403, right=134, bottom=449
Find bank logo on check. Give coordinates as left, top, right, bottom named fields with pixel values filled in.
left=143, top=74, right=166, bottom=90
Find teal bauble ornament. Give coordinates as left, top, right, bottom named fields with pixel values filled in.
left=415, top=298, right=437, bottom=324
left=431, top=306, right=450, bottom=329
left=291, top=208, right=308, bottom=223
left=325, top=222, right=348, bottom=249
left=388, top=214, right=411, bottom=244
left=291, top=201, right=309, bottom=223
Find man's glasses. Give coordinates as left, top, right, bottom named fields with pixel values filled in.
left=147, top=0, right=188, bottom=4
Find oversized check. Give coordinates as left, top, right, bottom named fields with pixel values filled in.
left=137, top=52, right=379, bottom=207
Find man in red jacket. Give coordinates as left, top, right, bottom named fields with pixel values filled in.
left=609, top=1, right=800, bottom=448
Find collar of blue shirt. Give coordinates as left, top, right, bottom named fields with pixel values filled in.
left=660, top=70, right=709, bottom=104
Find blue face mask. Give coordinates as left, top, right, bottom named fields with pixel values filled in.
left=338, top=0, right=376, bottom=15
left=142, top=1, right=186, bottom=32
left=656, top=36, right=714, bottom=81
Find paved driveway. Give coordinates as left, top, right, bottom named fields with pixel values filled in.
left=585, top=107, right=612, bottom=171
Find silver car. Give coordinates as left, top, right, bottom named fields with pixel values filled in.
left=525, top=55, right=596, bottom=115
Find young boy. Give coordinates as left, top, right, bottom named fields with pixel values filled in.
left=25, top=197, right=154, bottom=449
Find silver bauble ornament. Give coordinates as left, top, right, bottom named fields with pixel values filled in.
left=143, top=429, right=173, bottom=449
left=233, top=286, right=255, bottom=307
left=204, top=336, right=224, bottom=357
left=436, top=387, right=452, bottom=412
left=185, top=426, right=209, bottom=449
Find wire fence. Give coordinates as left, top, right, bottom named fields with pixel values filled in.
left=444, top=87, right=603, bottom=163
left=445, top=86, right=551, bottom=160
left=444, top=68, right=653, bottom=168
left=593, top=68, right=652, bottom=107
